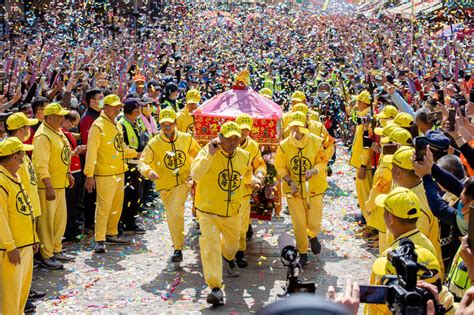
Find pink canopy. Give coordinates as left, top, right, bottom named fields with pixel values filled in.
left=194, top=88, right=282, bottom=144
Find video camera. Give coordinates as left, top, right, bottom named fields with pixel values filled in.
left=360, top=239, right=445, bottom=315
left=278, top=234, right=316, bottom=296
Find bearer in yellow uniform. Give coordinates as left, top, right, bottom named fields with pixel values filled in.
left=275, top=111, right=328, bottom=267
left=349, top=90, right=374, bottom=224
left=0, top=138, right=38, bottom=315
left=32, top=103, right=74, bottom=269
left=138, top=108, right=200, bottom=262
left=383, top=146, right=444, bottom=277
left=84, top=94, right=138, bottom=254
left=191, top=121, right=252, bottom=306
left=234, top=113, right=266, bottom=268
left=176, top=89, right=200, bottom=135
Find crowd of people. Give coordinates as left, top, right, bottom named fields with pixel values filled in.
left=0, top=0, right=473, bottom=313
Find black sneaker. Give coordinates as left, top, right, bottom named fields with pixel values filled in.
left=310, top=237, right=321, bottom=255
left=123, top=225, right=146, bottom=235
left=106, top=235, right=130, bottom=245
left=246, top=224, right=253, bottom=240
left=224, top=258, right=239, bottom=277
left=29, top=289, right=46, bottom=300
left=206, top=288, right=224, bottom=306
left=235, top=251, right=248, bottom=268
left=24, top=300, right=36, bottom=313
left=299, top=253, right=308, bottom=268
left=171, top=250, right=183, bottom=263
left=94, top=241, right=106, bottom=254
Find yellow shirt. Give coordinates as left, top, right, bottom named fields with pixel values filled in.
left=274, top=133, right=328, bottom=198
left=32, top=123, right=72, bottom=189
left=0, top=166, right=39, bottom=251
left=240, top=137, right=267, bottom=197
left=349, top=107, right=373, bottom=169
left=176, top=107, right=195, bottom=135
left=138, top=130, right=201, bottom=191
left=307, top=119, right=335, bottom=159
left=366, top=159, right=392, bottom=233
left=84, top=112, right=137, bottom=177
left=18, top=154, right=41, bottom=218
left=191, top=146, right=252, bottom=217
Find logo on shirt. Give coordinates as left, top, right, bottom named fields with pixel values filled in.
left=61, top=144, right=72, bottom=166
left=186, top=123, right=195, bottom=135
left=15, top=191, right=32, bottom=216
left=164, top=150, right=186, bottom=170
left=113, top=134, right=125, bottom=152
left=218, top=170, right=242, bottom=192
left=290, top=156, right=312, bottom=175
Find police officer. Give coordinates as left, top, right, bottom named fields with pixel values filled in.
left=138, top=108, right=200, bottom=262
left=191, top=121, right=252, bottom=306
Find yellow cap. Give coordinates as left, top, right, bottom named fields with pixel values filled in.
left=220, top=121, right=241, bottom=138
left=383, top=146, right=415, bottom=170
left=355, top=90, right=371, bottom=104
left=288, top=111, right=306, bottom=128
left=291, top=103, right=309, bottom=115
left=186, top=89, right=201, bottom=104
left=6, top=112, right=38, bottom=130
left=159, top=108, right=177, bottom=124
left=103, top=94, right=123, bottom=107
left=259, top=88, right=273, bottom=99
left=0, top=137, right=34, bottom=156
left=375, top=123, right=398, bottom=137
left=376, top=105, right=399, bottom=119
left=372, top=246, right=440, bottom=282
left=291, top=91, right=306, bottom=103
left=382, top=128, right=413, bottom=146
left=375, top=187, right=420, bottom=219
left=235, top=113, right=253, bottom=130
left=43, top=103, right=70, bottom=116
left=393, top=112, right=414, bottom=128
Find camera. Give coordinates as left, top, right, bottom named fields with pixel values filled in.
left=360, top=239, right=445, bottom=315
left=278, top=234, right=316, bottom=296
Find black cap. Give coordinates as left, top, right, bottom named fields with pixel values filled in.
left=123, top=98, right=143, bottom=114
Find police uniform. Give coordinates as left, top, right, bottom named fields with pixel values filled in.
left=0, top=138, right=37, bottom=314
left=139, top=108, right=201, bottom=255
left=32, top=103, right=72, bottom=260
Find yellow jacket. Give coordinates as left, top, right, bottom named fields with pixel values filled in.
left=307, top=120, right=335, bottom=159
left=138, top=130, right=201, bottom=191
left=176, top=107, right=195, bottom=135
left=0, top=166, right=39, bottom=251
left=84, top=112, right=137, bottom=177
left=32, top=123, right=72, bottom=189
left=191, top=146, right=252, bottom=217
left=350, top=107, right=373, bottom=169
left=240, top=137, right=267, bottom=197
left=275, top=133, right=328, bottom=198
left=18, top=154, right=41, bottom=218
left=366, top=159, right=392, bottom=233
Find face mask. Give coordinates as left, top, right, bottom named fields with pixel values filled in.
left=99, top=99, right=104, bottom=109
left=319, top=92, right=329, bottom=99
left=142, top=106, right=153, bottom=116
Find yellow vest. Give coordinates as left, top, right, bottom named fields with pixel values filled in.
left=18, top=154, right=41, bottom=218
left=84, top=112, right=137, bottom=177
left=0, top=166, right=39, bottom=251
left=176, top=107, right=195, bottom=135
left=275, top=133, right=328, bottom=198
left=33, top=123, right=72, bottom=189
left=191, top=147, right=251, bottom=217
left=240, top=137, right=267, bottom=196
left=350, top=107, right=372, bottom=169
left=138, top=130, right=201, bottom=191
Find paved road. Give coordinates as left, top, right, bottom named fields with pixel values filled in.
left=34, top=144, right=377, bottom=313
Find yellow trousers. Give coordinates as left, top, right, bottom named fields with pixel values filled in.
left=355, top=169, right=373, bottom=220
left=0, top=246, right=33, bottom=315
left=197, top=211, right=240, bottom=289
left=238, top=196, right=251, bottom=251
left=160, top=184, right=188, bottom=250
left=287, top=194, right=323, bottom=254
left=95, top=174, right=124, bottom=241
left=37, top=188, right=67, bottom=258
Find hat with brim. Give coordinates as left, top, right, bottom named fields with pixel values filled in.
left=0, top=137, right=34, bottom=156
left=220, top=121, right=241, bottom=138
left=6, top=112, right=38, bottom=130
left=159, top=108, right=176, bottom=124
left=375, top=186, right=420, bottom=219
left=103, top=94, right=123, bottom=107
left=44, top=103, right=70, bottom=116
left=383, top=146, right=415, bottom=170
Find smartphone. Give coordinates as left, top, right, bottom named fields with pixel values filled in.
left=399, top=70, right=408, bottom=76
left=427, top=111, right=443, bottom=124
left=359, top=285, right=389, bottom=304
left=383, top=144, right=398, bottom=155
left=437, top=89, right=445, bottom=103
left=469, top=205, right=474, bottom=250
left=449, top=109, right=456, bottom=131
left=414, top=136, right=428, bottom=162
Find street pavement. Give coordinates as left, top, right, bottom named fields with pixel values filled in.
left=34, top=144, right=377, bottom=313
